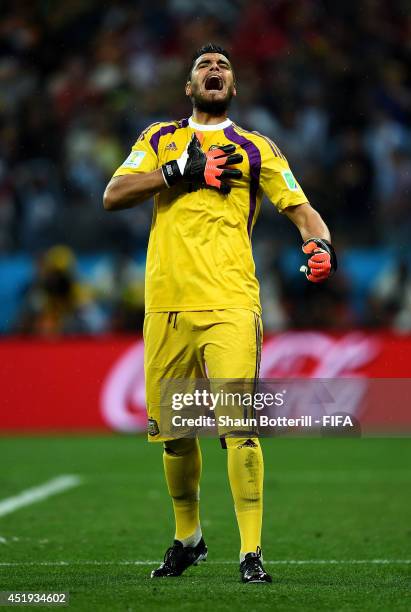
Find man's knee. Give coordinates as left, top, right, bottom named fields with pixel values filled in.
left=164, top=438, right=198, bottom=457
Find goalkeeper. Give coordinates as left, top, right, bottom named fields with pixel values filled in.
left=104, top=43, right=336, bottom=584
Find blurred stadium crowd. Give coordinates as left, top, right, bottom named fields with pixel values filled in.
left=1, top=0, right=411, bottom=335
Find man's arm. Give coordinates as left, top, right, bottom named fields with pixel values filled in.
left=283, top=202, right=330, bottom=242
left=103, top=134, right=243, bottom=211
left=103, top=170, right=167, bottom=211
left=254, top=132, right=336, bottom=282
left=283, top=202, right=337, bottom=282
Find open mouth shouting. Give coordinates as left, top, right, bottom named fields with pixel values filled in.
left=204, top=74, right=224, bottom=92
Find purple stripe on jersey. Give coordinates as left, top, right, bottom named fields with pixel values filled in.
left=224, top=125, right=262, bottom=236
left=149, top=118, right=189, bottom=155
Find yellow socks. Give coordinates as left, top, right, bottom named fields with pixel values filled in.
left=226, top=437, right=264, bottom=557
left=163, top=436, right=263, bottom=556
left=163, top=438, right=202, bottom=544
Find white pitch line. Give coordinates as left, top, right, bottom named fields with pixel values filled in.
left=0, top=475, right=82, bottom=518
left=0, top=559, right=410, bottom=567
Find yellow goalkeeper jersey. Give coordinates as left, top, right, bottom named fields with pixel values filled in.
left=112, top=117, right=308, bottom=314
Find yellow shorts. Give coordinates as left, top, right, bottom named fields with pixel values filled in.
left=143, top=309, right=263, bottom=441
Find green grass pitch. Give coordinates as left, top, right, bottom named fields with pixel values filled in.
left=0, top=435, right=410, bottom=611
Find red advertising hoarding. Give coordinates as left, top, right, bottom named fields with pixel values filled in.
left=0, top=332, right=410, bottom=432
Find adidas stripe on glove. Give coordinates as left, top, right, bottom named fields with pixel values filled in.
left=161, top=134, right=243, bottom=194
left=300, top=238, right=337, bottom=283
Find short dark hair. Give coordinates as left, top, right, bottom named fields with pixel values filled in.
left=187, top=43, right=231, bottom=81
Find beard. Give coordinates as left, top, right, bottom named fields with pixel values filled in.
left=190, top=85, right=234, bottom=115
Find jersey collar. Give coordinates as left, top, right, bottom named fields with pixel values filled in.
left=188, top=117, right=232, bottom=131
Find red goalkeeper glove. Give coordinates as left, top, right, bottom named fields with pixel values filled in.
left=300, top=238, right=337, bottom=283
left=161, top=134, right=242, bottom=194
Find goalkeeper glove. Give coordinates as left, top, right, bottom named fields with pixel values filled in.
left=300, top=238, right=337, bottom=283
left=161, top=134, right=243, bottom=194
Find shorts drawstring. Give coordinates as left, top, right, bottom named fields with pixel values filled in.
left=167, top=312, right=178, bottom=329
